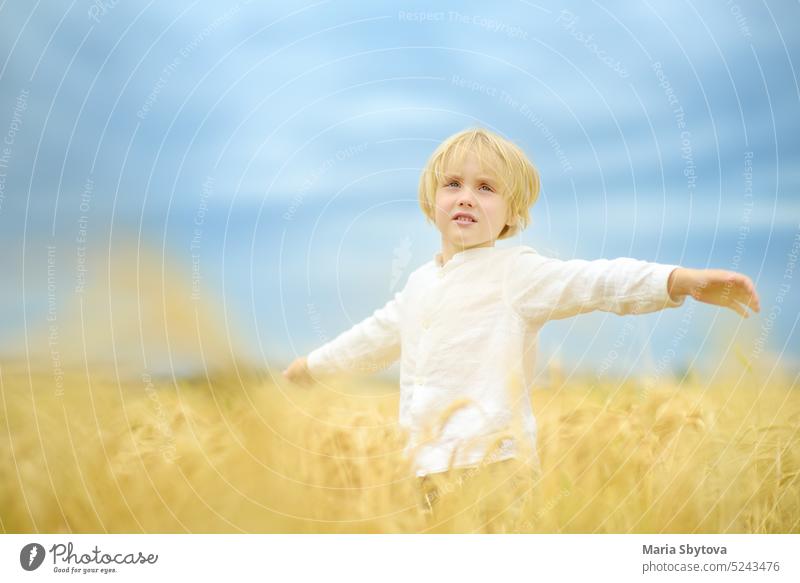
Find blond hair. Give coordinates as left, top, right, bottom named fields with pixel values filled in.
left=418, top=128, right=541, bottom=240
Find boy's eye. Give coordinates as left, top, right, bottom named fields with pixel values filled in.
left=442, top=180, right=495, bottom=192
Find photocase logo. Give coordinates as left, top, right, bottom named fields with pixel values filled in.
left=20, top=543, right=46, bottom=571
left=16, top=541, right=158, bottom=574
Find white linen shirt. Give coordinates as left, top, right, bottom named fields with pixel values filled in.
left=306, top=245, right=685, bottom=477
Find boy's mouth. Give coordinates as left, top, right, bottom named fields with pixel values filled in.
left=452, top=212, right=478, bottom=224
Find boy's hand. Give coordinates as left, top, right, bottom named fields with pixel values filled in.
left=282, top=356, right=315, bottom=385
left=668, top=267, right=761, bottom=318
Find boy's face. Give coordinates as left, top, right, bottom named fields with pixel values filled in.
left=433, top=150, right=514, bottom=258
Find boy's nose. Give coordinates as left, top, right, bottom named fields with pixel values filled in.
left=457, top=191, right=477, bottom=205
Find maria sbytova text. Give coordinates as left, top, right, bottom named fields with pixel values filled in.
left=643, top=544, right=727, bottom=558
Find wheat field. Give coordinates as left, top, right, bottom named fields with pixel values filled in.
left=4, top=241, right=794, bottom=534
left=1, top=360, right=798, bottom=534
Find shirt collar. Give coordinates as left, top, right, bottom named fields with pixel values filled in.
left=434, top=245, right=497, bottom=269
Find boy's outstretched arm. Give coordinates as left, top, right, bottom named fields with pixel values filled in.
left=508, top=249, right=687, bottom=322
left=281, top=290, right=404, bottom=385
left=667, top=267, right=760, bottom=318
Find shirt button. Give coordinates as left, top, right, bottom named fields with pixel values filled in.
left=437, top=270, right=445, bottom=278
left=421, top=319, right=430, bottom=329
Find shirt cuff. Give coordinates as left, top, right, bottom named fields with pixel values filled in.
left=306, top=346, right=335, bottom=377
left=654, top=264, right=686, bottom=308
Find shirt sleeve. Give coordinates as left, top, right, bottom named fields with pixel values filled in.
left=306, top=290, right=403, bottom=377
left=507, top=248, right=686, bottom=323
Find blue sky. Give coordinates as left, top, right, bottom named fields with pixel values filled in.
left=1, top=1, right=798, bottom=380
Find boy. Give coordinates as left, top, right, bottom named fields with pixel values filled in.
left=282, top=128, right=760, bottom=498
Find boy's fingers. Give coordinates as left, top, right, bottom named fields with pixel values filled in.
left=749, top=287, right=761, bottom=312
left=738, top=286, right=760, bottom=313
left=727, top=276, right=759, bottom=313
left=729, top=301, right=748, bottom=319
